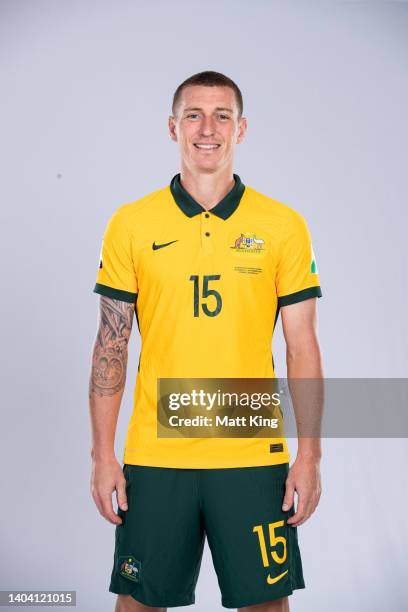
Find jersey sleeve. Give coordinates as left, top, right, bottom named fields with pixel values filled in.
left=93, top=208, right=138, bottom=303
left=275, top=212, right=322, bottom=306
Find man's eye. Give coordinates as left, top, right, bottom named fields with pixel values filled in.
left=218, top=114, right=230, bottom=120
left=187, top=114, right=199, bottom=119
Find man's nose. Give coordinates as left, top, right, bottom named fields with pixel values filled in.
left=200, top=116, right=215, bottom=136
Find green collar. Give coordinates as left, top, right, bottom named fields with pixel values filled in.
left=170, top=173, right=245, bottom=220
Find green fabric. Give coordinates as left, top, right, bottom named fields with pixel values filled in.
left=109, top=463, right=305, bottom=608
left=170, top=173, right=245, bottom=219
left=93, top=283, right=137, bottom=303
left=278, top=286, right=322, bottom=307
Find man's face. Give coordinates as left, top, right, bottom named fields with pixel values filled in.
left=169, top=85, right=247, bottom=174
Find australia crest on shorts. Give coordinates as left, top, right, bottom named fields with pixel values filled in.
left=118, top=555, right=141, bottom=582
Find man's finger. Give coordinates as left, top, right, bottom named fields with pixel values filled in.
left=293, top=513, right=310, bottom=527
left=91, top=490, right=104, bottom=516
left=116, top=478, right=128, bottom=511
left=282, top=479, right=295, bottom=511
left=293, top=500, right=315, bottom=526
left=288, top=496, right=316, bottom=526
left=287, top=499, right=307, bottom=525
left=100, top=496, right=122, bottom=525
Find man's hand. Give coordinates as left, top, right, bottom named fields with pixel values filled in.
left=282, top=456, right=321, bottom=527
left=91, top=458, right=128, bottom=525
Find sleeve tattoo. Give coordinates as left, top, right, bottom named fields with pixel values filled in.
left=89, top=296, right=135, bottom=397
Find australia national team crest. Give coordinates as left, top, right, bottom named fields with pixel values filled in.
left=119, top=555, right=141, bottom=582
left=231, top=233, right=265, bottom=254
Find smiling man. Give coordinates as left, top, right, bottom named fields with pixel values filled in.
left=89, top=71, right=323, bottom=612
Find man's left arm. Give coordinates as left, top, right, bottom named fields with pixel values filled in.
left=280, top=297, right=323, bottom=527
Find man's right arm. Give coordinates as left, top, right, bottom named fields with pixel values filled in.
left=88, top=295, right=134, bottom=525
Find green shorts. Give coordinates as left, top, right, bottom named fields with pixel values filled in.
left=109, top=463, right=305, bottom=608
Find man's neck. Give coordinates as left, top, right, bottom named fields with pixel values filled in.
left=179, top=165, right=235, bottom=211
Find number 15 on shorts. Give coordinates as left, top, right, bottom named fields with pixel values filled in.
left=253, top=521, right=288, bottom=585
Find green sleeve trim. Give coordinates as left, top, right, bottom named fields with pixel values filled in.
left=93, top=283, right=137, bottom=303
left=278, top=286, right=322, bottom=307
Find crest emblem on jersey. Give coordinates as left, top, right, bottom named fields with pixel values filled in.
left=311, top=245, right=318, bottom=273
left=119, top=556, right=141, bottom=582
left=231, top=233, right=265, bottom=254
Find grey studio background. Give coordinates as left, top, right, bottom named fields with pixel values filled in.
left=1, top=1, right=407, bottom=611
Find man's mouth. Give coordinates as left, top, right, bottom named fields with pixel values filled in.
left=193, top=143, right=221, bottom=150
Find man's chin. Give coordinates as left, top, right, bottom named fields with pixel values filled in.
left=192, top=160, right=222, bottom=174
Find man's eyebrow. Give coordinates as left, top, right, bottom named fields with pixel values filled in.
left=183, top=107, right=202, bottom=112
left=182, top=106, right=234, bottom=113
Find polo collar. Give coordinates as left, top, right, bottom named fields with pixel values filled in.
left=170, top=173, right=245, bottom=220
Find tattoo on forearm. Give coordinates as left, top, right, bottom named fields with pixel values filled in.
left=89, top=297, right=134, bottom=397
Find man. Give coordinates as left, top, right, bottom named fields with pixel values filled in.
left=89, top=71, right=323, bottom=612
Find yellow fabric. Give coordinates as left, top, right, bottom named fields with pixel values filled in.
left=94, top=184, right=321, bottom=468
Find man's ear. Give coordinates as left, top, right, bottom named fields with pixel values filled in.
left=168, top=115, right=178, bottom=142
left=237, top=116, right=247, bottom=144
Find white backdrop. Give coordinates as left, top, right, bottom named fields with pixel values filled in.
left=1, top=1, right=407, bottom=611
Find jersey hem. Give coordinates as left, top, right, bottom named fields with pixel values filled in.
left=122, top=452, right=290, bottom=469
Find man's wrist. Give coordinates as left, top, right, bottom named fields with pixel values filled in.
left=296, top=450, right=322, bottom=462
left=91, top=448, right=116, bottom=463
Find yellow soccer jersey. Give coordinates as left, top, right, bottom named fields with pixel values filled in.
left=93, top=174, right=322, bottom=468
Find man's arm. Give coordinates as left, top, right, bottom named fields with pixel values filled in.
left=89, top=295, right=134, bottom=525
left=280, top=297, right=323, bottom=527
